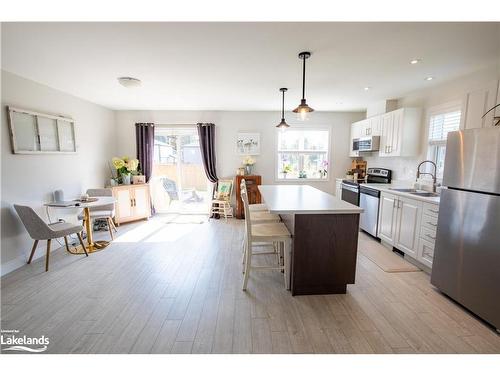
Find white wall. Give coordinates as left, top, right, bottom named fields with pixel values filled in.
left=362, top=65, right=500, bottom=181
left=115, top=110, right=365, bottom=195
left=1, top=71, right=116, bottom=275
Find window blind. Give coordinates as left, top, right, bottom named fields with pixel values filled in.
left=428, top=110, right=461, bottom=142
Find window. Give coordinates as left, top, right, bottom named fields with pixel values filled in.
left=427, top=107, right=461, bottom=178
left=277, top=129, right=330, bottom=180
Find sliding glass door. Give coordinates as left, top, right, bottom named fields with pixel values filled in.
left=151, top=126, right=210, bottom=214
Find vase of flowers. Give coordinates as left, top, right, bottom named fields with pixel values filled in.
left=319, top=160, right=328, bottom=178
left=112, top=156, right=140, bottom=185
left=242, top=155, right=256, bottom=175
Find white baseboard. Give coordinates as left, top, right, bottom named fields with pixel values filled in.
left=1, top=256, right=27, bottom=277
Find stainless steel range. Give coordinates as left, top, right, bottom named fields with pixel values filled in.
left=341, top=168, right=392, bottom=237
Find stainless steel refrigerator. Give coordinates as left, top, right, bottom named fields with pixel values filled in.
left=431, top=127, right=500, bottom=332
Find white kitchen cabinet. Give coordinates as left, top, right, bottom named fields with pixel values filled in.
left=377, top=192, right=398, bottom=245
left=349, top=120, right=366, bottom=157
left=416, top=202, right=440, bottom=268
left=462, top=80, right=499, bottom=129
left=368, top=115, right=382, bottom=136
left=394, top=196, right=422, bottom=259
left=379, top=108, right=422, bottom=157
left=378, top=192, right=424, bottom=260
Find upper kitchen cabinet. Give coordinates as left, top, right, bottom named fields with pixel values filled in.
left=462, top=80, right=499, bottom=130
left=349, top=119, right=367, bottom=157
left=379, top=108, right=422, bottom=157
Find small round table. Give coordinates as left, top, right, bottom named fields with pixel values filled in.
left=46, top=196, right=116, bottom=254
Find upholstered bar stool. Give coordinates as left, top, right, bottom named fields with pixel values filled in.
left=240, top=190, right=292, bottom=291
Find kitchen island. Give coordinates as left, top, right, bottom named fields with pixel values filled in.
left=258, top=185, right=363, bottom=295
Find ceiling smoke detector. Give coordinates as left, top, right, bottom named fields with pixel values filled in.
left=117, top=77, right=142, bottom=88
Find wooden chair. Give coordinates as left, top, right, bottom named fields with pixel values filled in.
left=77, top=188, right=117, bottom=240
left=241, top=189, right=292, bottom=291
left=209, top=179, right=234, bottom=221
left=14, top=204, right=88, bottom=272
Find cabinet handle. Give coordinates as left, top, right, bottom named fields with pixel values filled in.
left=130, top=199, right=134, bottom=207
left=388, top=145, right=392, bottom=153
left=393, top=199, right=396, bottom=208
left=426, top=221, right=437, bottom=227
left=134, top=198, right=137, bottom=207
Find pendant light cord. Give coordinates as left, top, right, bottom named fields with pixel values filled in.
left=282, top=90, right=285, bottom=120
left=302, top=55, right=306, bottom=100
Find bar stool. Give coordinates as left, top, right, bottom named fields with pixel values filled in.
left=241, top=189, right=292, bottom=291
left=240, top=179, right=268, bottom=212
left=239, top=180, right=279, bottom=223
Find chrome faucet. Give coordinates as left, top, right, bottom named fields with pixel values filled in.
left=416, top=160, right=437, bottom=192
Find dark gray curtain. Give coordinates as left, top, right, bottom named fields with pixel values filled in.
left=135, top=123, right=155, bottom=182
left=197, top=123, right=218, bottom=183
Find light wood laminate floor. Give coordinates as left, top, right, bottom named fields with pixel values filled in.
left=1, top=216, right=499, bottom=354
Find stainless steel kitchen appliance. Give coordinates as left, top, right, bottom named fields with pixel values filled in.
left=352, top=136, right=380, bottom=152
left=341, top=168, right=392, bottom=237
left=431, top=127, right=500, bottom=332
left=359, top=168, right=392, bottom=237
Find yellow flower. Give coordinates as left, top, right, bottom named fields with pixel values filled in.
left=112, top=157, right=125, bottom=169
left=122, top=156, right=130, bottom=162
left=126, top=159, right=139, bottom=172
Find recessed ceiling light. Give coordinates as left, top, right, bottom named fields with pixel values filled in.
left=425, top=76, right=434, bottom=81
left=364, top=87, right=371, bottom=91
left=410, top=59, right=422, bottom=64
left=117, top=76, right=142, bottom=88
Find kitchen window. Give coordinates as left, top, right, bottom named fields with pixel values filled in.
left=276, top=129, right=330, bottom=180
left=426, top=106, right=461, bottom=178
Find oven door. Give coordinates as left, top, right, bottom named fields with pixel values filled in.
left=341, top=183, right=359, bottom=206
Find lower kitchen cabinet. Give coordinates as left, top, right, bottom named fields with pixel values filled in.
left=394, top=196, right=422, bottom=259
left=417, top=238, right=435, bottom=268
left=378, top=192, right=431, bottom=262
left=377, top=192, right=398, bottom=244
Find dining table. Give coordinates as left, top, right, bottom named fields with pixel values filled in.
left=45, top=196, right=116, bottom=254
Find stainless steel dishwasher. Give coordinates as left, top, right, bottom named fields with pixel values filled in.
left=358, top=168, right=392, bottom=238
left=359, top=186, right=381, bottom=237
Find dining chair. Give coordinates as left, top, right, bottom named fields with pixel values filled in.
left=14, top=204, right=88, bottom=272
left=241, top=189, right=292, bottom=291
left=77, top=188, right=117, bottom=240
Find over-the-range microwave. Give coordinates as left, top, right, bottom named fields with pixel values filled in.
left=352, top=136, right=380, bottom=152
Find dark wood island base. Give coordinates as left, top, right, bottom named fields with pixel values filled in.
left=281, top=213, right=360, bottom=296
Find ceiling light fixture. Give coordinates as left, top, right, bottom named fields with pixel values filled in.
left=410, top=59, right=421, bottom=64
left=293, top=51, right=314, bottom=121
left=117, top=76, right=142, bottom=88
left=425, top=76, right=434, bottom=81
left=276, top=88, right=290, bottom=130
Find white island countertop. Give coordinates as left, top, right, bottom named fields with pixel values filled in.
left=258, top=185, right=363, bottom=215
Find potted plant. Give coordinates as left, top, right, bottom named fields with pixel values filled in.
left=112, top=156, right=140, bottom=184
left=242, top=155, right=256, bottom=175
left=282, top=164, right=292, bottom=178
left=298, top=170, right=307, bottom=179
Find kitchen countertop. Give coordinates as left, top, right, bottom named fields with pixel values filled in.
left=258, top=185, right=364, bottom=214
left=360, top=183, right=440, bottom=204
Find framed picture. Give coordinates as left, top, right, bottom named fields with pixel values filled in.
left=236, top=132, right=260, bottom=155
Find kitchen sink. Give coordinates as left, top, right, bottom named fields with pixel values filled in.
left=410, top=192, right=440, bottom=197
left=389, top=188, right=418, bottom=192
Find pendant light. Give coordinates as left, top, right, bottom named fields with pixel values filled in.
left=276, top=88, right=290, bottom=130
left=293, top=51, right=314, bottom=121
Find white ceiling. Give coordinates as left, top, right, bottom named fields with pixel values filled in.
left=2, top=22, right=499, bottom=111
